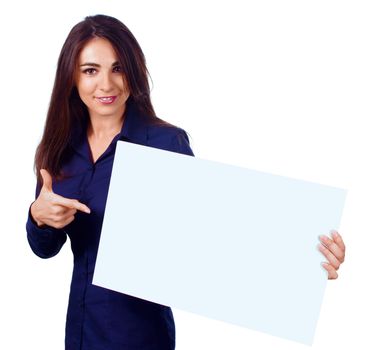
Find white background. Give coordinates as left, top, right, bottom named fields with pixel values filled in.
left=0, top=0, right=365, bottom=349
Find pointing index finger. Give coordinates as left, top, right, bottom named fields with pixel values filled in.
left=53, top=194, right=91, bottom=214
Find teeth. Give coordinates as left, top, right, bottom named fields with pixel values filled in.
left=99, top=97, right=113, bottom=101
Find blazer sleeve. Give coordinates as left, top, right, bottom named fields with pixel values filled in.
left=26, top=181, right=67, bottom=259
left=169, top=130, right=195, bottom=157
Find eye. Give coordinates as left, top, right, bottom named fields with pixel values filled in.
left=82, top=68, right=97, bottom=75
left=112, top=65, right=122, bottom=73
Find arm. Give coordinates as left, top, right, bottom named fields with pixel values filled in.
left=26, top=178, right=67, bottom=259
left=26, top=169, right=90, bottom=259
left=26, top=201, right=67, bottom=259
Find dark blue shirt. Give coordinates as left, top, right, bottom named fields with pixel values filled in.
left=26, top=103, right=194, bottom=350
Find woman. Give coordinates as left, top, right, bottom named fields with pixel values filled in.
left=26, top=14, right=193, bottom=350
left=26, top=14, right=345, bottom=350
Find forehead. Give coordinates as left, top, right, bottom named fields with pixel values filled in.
left=78, top=37, right=119, bottom=64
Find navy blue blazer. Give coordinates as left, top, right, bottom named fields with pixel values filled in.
left=26, top=102, right=194, bottom=350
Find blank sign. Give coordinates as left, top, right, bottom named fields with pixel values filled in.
left=93, top=141, right=347, bottom=345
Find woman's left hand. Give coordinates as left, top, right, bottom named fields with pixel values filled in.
left=318, top=230, right=346, bottom=280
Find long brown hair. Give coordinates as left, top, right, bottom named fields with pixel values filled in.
left=35, top=14, right=161, bottom=182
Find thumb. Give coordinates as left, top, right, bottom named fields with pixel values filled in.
left=40, top=168, right=53, bottom=192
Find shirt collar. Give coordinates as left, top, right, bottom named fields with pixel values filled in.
left=118, top=100, right=148, bottom=145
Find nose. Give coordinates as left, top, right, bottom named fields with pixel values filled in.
left=99, top=71, right=114, bottom=92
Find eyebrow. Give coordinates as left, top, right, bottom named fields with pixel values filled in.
left=79, top=61, right=120, bottom=67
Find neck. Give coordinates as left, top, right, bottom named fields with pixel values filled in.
left=88, top=109, right=126, bottom=140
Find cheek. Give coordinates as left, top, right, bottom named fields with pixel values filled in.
left=114, top=76, right=129, bottom=94
left=77, top=78, right=96, bottom=99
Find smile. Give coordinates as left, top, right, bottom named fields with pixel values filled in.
left=96, top=96, right=117, bottom=104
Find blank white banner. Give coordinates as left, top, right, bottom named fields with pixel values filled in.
left=93, top=141, right=347, bottom=345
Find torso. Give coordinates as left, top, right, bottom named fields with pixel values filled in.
left=30, top=105, right=192, bottom=349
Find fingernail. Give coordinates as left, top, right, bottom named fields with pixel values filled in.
left=329, top=229, right=339, bottom=238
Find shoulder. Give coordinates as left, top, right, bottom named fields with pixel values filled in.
left=145, top=118, right=194, bottom=156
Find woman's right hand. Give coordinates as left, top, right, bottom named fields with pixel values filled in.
left=30, top=169, right=91, bottom=229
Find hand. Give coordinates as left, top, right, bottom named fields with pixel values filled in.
left=30, top=169, right=91, bottom=229
left=318, top=230, right=346, bottom=280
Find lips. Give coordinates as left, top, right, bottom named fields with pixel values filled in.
left=96, top=96, right=117, bottom=104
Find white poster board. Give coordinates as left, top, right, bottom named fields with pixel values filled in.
left=93, top=141, right=347, bottom=345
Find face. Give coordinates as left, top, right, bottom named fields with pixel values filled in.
left=75, top=37, right=130, bottom=120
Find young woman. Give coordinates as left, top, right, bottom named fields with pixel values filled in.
left=26, top=14, right=345, bottom=350
left=26, top=14, right=193, bottom=350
